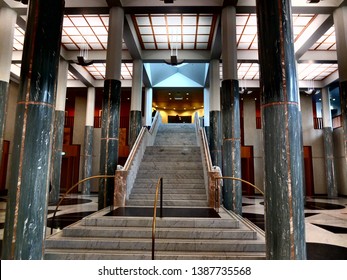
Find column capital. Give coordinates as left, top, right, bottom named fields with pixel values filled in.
left=223, top=0, right=238, bottom=7
left=107, top=0, right=123, bottom=7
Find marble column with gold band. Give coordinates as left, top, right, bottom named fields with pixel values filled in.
left=99, top=5, right=124, bottom=210
left=334, top=6, right=347, bottom=193
left=221, top=4, right=242, bottom=214
left=129, top=59, right=143, bottom=149
left=2, top=0, right=65, bottom=260
left=209, top=59, right=222, bottom=168
left=49, top=58, right=69, bottom=204
left=82, top=87, right=95, bottom=195
left=256, top=0, right=306, bottom=259
left=221, top=79, right=242, bottom=214
left=321, top=87, right=337, bottom=197
left=0, top=8, right=16, bottom=167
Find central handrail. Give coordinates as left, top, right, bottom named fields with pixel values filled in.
left=215, top=176, right=264, bottom=196
left=50, top=175, right=115, bottom=234
left=152, top=177, right=163, bottom=260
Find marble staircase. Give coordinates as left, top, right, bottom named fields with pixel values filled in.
left=127, top=123, right=208, bottom=207
left=44, top=123, right=266, bottom=259
left=45, top=207, right=265, bottom=260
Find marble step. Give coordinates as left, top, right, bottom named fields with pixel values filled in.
left=154, top=140, right=197, bottom=146
left=82, top=216, right=239, bottom=229
left=141, top=155, right=201, bottom=162
left=131, top=187, right=206, bottom=194
left=145, top=146, right=201, bottom=153
left=129, top=194, right=207, bottom=200
left=139, top=162, right=203, bottom=170
left=61, top=226, right=257, bottom=240
left=45, top=236, right=266, bottom=253
left=135, top=171, right=204, bottom=179
left=44, top=249, right=266, bottom=260
left=134, top=178, right=205, bottom=184
left=157, top=124, right=195, bottom=131
left=126, top=199, right=209, bottom=207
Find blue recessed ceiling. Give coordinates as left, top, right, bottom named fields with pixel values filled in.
left=145, top=62, right=208, bottom=88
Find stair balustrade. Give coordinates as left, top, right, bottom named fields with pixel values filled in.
left=114, top=112, right=161, bottom=207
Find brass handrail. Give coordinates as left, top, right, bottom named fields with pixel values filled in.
left=50, top=175, right=116, bottom=234
left=215, top=176, right=264, bottom=196
left=152, top=177, right=163, bottom=260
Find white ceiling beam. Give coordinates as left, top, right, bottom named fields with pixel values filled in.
left=295, top=14, right=333, bottom=60
left=13, top=48, right=338, bottom=64
left=320, top=69, right=339, bottom=87
left=68, top=63, right=95, bottom=87
left=298, top=50, right=337, bottom=63
left=124, top=14, right=142, bottom=60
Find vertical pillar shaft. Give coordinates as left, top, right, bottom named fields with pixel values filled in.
left=322, top=87, right=337, bottom=197
left=204, top=87, right=210, bottom=137
left=145, top=87, right=153, bottom=126
left=82, top=87, right=95, bottom=195
left=49, top=59, right=69, bottom=204
left=334, top=6, right=347, bottom=188
left=0, top=8, right=16, bottom=166
left=221, top=5, right=242, bottom=214
left=209, top=59, right=222, bottom=168
left=129, top=59, right=143, bottom=148
left=2, top=0, right=64, bottom=260
left=99, top=6, right=124, bottom=210
left=256, top=0, right=306, bottom=259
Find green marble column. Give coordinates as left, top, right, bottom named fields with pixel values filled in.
left=2, top=0, right=65, bottom=259
left=256, top=0, right=306, bottom=259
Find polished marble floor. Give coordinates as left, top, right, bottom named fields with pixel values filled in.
left=0, top=194, right=346, bottom=259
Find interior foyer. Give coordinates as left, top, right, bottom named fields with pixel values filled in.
left=0, top=0, right=347, bottom=260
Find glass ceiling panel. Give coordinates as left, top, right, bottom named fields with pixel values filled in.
left=236, top=14, right=257, bottom=50
left=61, top=15, right=118, bottom=51
left=84, top=63, right=133, bottom=80
left=133, top=13, right=216, bottom=50
left=219, top=62, right=336, bottom=82
left=236, top=14, right=316, bottom=50
left=309, top=26, right=336, bottom=51
left=297, top=63, right=338, bottom=80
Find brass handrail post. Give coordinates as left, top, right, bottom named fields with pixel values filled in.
left=160, top=177, right=163, bottom=218
left=151, top=177, right=163, bottom=260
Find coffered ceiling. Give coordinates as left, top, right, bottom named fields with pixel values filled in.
left=2, top=0, right=346, bottom=101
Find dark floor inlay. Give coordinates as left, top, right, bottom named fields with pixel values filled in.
left=48, top=198, right=92, bottom=206
left=305, top=213, right=319, bottom=218
left=305, top=201, right=345, bottom=210
left=307, top=243, right=347, bottom=260
left=242, top=203, right=255, bottom=207
left=242, top=213, right=265, bottom=231
left=312, top=223, right=347, bottom=234
left=105, top=207, right=220, bottom=218
left=47, top=211, right=95, bottom=229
